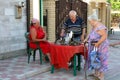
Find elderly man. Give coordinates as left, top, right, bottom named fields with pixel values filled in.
left=60, top=10, right=87, bottom=68
left=60, top=10, right=86, bottom=42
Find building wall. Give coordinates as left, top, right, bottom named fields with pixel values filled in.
left=106, top=4, right=111, bottom=29
left=43, top=0, right=56, bottom=42
left=30, top=0, right=33, bottom=20
left=0, top=0, right=111, bottom=59
left=29, top=0, right=56, bottom=42
left=84, top=0, right=111, bottom=33
left=87, top=2, right=93, bottom=34
left=43, top=0, right=110, bottom=40
left=0, top=0, right=27, bottom=59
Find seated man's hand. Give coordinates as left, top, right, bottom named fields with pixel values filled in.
left=60, top=29, right=65, bottom=37
left=80, top=35, right=85, bottom=42
left=60, top=32, right=65, bottom=37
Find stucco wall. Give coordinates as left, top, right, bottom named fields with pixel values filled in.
left=0, top=0, right=27, bottom=58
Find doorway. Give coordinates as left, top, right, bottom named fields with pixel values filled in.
left=55, top=0, right=87, bottom=39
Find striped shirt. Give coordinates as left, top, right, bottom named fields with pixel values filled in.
left=63, top=16, right=86, bottom=37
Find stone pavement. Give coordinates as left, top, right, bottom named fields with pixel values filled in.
left=27, top=42, right=120, bottom=80
left=0, top=54, right=51, bottom=80
left=0, top=40, right=119, bottom=80
left=0, top=28, right=120, bottom=80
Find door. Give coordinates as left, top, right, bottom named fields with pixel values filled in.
left=55, top=0, right=87, bottom=39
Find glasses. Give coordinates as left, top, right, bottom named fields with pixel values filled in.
left=33, top=23, right=36, bottom=24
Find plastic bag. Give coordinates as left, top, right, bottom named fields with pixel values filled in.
left=89, top=47, right=101, bottom=70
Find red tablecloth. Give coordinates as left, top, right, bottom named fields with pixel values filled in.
left=50, top=44, right=87, bottom=70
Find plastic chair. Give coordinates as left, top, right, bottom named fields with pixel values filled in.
left=51, top=54, right=81, bottom=76
left=25, top=32, right=43, bottom=64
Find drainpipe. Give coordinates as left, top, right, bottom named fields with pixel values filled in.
left=26, top=0, right=30, bottom=53
left=39, top=0, right=43, bottom=26
left=26, top=0, right=30, bottom=32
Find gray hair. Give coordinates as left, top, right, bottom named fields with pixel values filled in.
left=69, top=10, right=77, bottom=16
left=88, top=11, right=98, bottom=21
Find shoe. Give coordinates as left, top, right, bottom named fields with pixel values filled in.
left=68, top=62, right=73, bottom=68
left=76, top=65, right=81, bottom=70
left=44, top=55, right=49, bottom=62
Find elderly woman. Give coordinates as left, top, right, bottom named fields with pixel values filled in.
left=85, top=12, right=109, bottom=80
left=29, top=18, right=51, bottom=62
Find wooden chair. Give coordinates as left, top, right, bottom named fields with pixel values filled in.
left=25, top=32, right=43, bottom=64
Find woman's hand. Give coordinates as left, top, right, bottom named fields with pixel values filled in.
left=94, top=43, right=99, bottom=48
left=41, top=38, right=47, bottom=41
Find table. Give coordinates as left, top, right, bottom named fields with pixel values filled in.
left=50, top=44, right=87, bottom=76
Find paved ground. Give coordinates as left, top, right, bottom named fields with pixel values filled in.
left=0, top=28, right=120, bottom=80
left=0, top=55, right=51, bottom=80
left=27, top=42, right=120, bottom=80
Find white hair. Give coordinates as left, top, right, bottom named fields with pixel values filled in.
left=69, top=10, right=77, bottom=16
left=88, top=11, right=98, bottom=21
